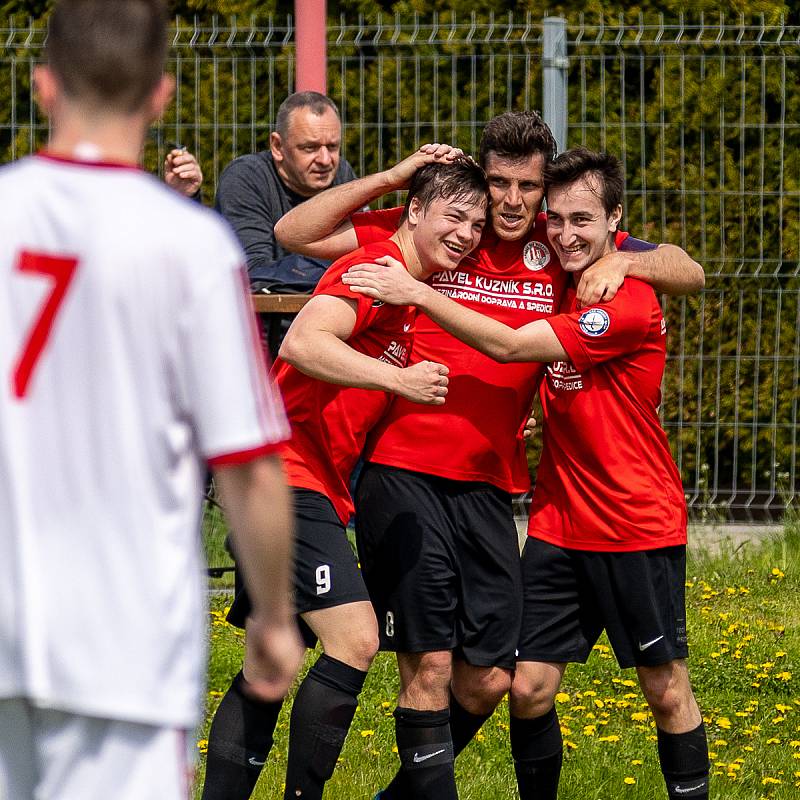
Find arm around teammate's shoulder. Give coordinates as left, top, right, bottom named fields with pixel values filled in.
left=279, top=293, right=448, bottom=404
left=274, top=144, right=464, bottom=260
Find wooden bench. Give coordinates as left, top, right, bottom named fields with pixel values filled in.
left=251, top=294, right=312, bottom=314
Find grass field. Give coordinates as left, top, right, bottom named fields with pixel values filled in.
left=195, top=514, right=799, bottom=799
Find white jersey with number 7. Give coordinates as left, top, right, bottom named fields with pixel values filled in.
left=0, top=153, right=290, bottom=728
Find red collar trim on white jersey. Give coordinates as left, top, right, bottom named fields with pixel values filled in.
left=35, top=151, right=144, bottom=172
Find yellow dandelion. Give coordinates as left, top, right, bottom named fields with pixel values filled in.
left=631, top=712, right=649, bottom=722
left=767, top=737, right=780, bottom=744
left=623, top=776, right=636, bottom=785
left=762, top=776, right=782, bottom=785
left=555, top=692, right=571, bottom=703
left=777, top=671, right=792, bottom=681
left=583, top=725, right=597, bottom=736
left=717, top=717, right=732, bottom=729
left=631, top=759, right=643, bottom=765
left=599, top=735, right=620, bottom=743
left=713, top=739, right=728, bottom=747
left=360, top=729, right=374, bottom=737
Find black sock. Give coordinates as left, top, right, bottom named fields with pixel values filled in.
left=657, top=723, right=710, bottom=800
left=510, top=707, right=563, bottom=800
left=283, top=653, right=368, bottom=800
left=382, top=692, right=490, bottom=799
left=201, top=670, right=283, bottom=800
left=449, top=691, right=493, bottom=755
left=389, top=707, right=457, bottom=800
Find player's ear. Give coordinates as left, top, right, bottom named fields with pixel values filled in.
left=407, top=196, right=422, bottom=226
left=270, top=131, right=284, bottom=162
left=608, top=204, right=623, bottom=233
left=32, top=65, right=58, bottom=115
left=147, top=74, right=174, bottom=122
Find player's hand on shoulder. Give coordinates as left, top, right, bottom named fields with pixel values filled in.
left=397, top=360, right=449, bottom=405
left=242, top=613, right=304, bottom=702
left=575, top=250, right=627, bottom=307
left=164, top=147, right=204, bottom=198
left=343, top=255, right=423, bottom=306
left=385, top=143, right=464, bottom=188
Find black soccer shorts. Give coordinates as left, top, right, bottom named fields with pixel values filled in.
left=227, top=488, right=370, bottom=639
left=355, top=463, right=523, bottom=669
left=517, top=537, right=689, bottom=669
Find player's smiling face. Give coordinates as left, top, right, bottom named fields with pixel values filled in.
left=545, top=173, right=622, bottom=275
left=484, top=151, right=546, bottom=242
left=410, top=194, right=487, bottom=278
left=270, top=106, right=342, bottom=196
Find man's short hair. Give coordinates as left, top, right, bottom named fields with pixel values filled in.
left=400, top=156, right=489, bottom=223
left=47, top=0, right=168, bottom=113
left=544, top=147, right=624, bottom=215
left=275, top=92, right=342, bottom=139
left=478, top=111, right=558, bottom=168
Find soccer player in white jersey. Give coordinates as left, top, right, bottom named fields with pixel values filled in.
left=0, top=2, right=303, bottom=799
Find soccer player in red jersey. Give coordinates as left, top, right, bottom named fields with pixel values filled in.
left=277, top=116, right=704, bottom=800
left=201, top=158, right=488, bottom=800
left=343, top=148, right=709, bottom=800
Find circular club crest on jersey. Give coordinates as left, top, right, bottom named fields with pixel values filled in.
left=578, top=308, right=611, bottom=337
left=523, top=240, right=550, bottom=271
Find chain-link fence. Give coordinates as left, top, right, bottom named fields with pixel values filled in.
left=2, top=12, right=796, bottom=521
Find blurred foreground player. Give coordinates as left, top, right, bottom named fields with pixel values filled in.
left=0, top=2, right=302, bottom=798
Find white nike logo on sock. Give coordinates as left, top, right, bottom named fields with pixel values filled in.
left=673, top=781, right=707, bottom=794
left=413, top=748, right=445, bottom=763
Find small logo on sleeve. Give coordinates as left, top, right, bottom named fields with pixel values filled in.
left=578, top=308, right=610, bottom=337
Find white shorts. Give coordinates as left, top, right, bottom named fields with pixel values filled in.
left=0, top=698, right=193, bottom=800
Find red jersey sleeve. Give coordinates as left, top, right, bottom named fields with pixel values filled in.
left=313, top=243, right=403, bottom=337
left=352, top=207, right=403, bottom=246
left=547, top=279, right=656, bottom=372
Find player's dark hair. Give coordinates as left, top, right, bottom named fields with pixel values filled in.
left=46, top=0, right=168, bottom=113
left=544, top=147, right=624, bottom=215
left=275, top=92, right=341, bottom=139
left=400, top=156, right=489, bottom=223
left=478, top=111, right=558, bottom=168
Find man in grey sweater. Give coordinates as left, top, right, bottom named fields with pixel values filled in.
left=216, top=91, right=357, bottom=356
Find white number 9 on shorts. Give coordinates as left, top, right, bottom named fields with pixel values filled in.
left=315, top=564, right=331, bottom=595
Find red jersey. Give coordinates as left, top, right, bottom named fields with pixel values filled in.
left=529, top=279, right=687, bottom=552
left=353, top=208, right=631, bottom=493
left=274, top=240, right=415, bottom=524
left=354, top=208, right=565, bottom=492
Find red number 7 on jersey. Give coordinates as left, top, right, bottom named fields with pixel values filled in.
left=12, top=250, right=79, bottom=399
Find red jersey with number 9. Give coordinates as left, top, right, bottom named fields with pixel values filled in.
left=274, top=240, right=416, bottom=524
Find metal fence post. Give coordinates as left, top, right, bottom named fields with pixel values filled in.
left=542, top=16, right=568, bottom=154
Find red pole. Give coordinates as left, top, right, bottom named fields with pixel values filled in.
left=294, top=0, right=327, bottom=94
